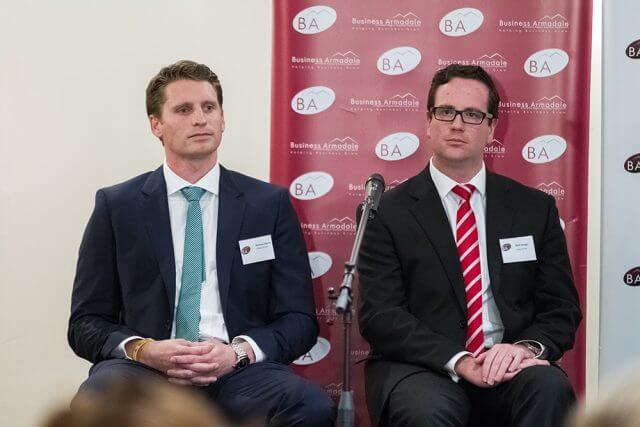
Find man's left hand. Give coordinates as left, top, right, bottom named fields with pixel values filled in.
left=476, top=343, right=537, bottom=386
left=166, top=340, right=237, bottom=386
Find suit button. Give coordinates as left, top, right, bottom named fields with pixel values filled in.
left=458, top=320, right=465, bottom=328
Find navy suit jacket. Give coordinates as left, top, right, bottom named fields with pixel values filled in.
left=69, top=165, right=317, bottom=365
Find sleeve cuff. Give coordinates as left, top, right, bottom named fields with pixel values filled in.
left=114, top=336, right=143, bottom=359
left=445, top=351, right=472, bottom=383
left=233, top=335, right=266, bottom=363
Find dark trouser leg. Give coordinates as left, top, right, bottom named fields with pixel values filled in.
left=463, top=364, right=576, bottom=427
left=383, top=369, right=471, bottom=427
left=207, top=361, right=335, bottom=427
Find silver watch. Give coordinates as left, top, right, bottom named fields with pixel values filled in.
left=231, top=342, right=250, bottom=369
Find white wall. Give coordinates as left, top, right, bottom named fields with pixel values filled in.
left=0, top=1, right=271, bottom=426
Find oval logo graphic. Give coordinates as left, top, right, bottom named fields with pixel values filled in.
left=626, top=39, right=640, bottom=59
left=439, top=8, right=484, bottom=37
left=522, top=135, right=567, bottom=164
left=376, top=46, right=421, bottom=76
left=292, top=337, right=331, bottom=365
left=308, top=252, right=332, bottom=279
left=291, top=86, right=335, bottom=115
left=623, top=267, right=640, bottom=287
left=375, top=132, right=420, bottom=161
left=624, top=153, right=640, bottom=173
left=524, top=49, right=569, bottom=78
left=290, top=171, right=334, bottom=200
left=293, top=6, right=337, bottom=35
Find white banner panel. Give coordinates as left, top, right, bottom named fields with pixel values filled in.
left=600, top=1, right=640, bottom=378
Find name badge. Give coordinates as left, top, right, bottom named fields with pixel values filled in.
left=499, top=235, right=537, bottom=263
left=238, top=235, right=276, bottom=265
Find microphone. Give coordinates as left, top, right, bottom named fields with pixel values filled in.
left=362, top=173, right=385, bottom=220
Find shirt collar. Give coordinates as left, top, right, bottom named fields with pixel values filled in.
left=429, top=158, right=486, bottom=200
left=163, top=160, right=220, bottom=197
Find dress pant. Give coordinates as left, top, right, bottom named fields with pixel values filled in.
left=382, top=365, right=575, bottom=427
left=77, top=359, right=335, bottom=427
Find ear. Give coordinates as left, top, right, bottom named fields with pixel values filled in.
left=149, top=115, right=163, bottom=140
left=486, top=118, right=498, bottom=145
left=220, top=108, right=225, bottom=133
left=426, top=114, right=432, bottom=140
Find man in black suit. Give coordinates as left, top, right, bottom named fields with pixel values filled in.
left=357, top=64, right=582, bottom=427
left=68, top=60, right=334, bottom=426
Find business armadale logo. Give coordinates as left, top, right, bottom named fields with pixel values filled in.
left=522, top=135, right=567, bottom=164
left=351, top=11, right=421, bottom=31
left=292, top=337, right=331, bottom=365
left=484, top=138, right=506, bottom=159
left=624, top=153, right=640, bottom=173
left=324, top=383, right=343, bottom=399
left=349, top=92, right=420, bottom=112
left=316, top=305, right=338, bottom=326
left=627, top=39, right=640, bottom=59
left=623, top=266, right=640, bottom=286
left=291, top=86, right=335, bottom=115
left=291, top=50, right=360, bottom=70
left=439, top=8, right=484, bottom=37
left=500, top=94, right=568, bottom=115
left=289, top=136, right=359, bottom=157
left=293, top=6, right=337, bottom=35
left=437, top=53, right=508, bottom=73
left=350, top=347, right=370, bottom=362
left=498, top=13, right=569, bottom=33
left=536, top=181, right=566, bottom=200
left=375, top=132, right=420, bottom=162
left=308, top=251, right=333, bottom=279
left=300, top=216, right=357, bottom=236
left=524, top=49, right=569, bottom=78
left=377, top=46, right=422, bottom=75
left=289, top=172, right=334, bottom=200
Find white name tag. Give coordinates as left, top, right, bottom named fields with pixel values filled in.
left=499, top=235, right=537, bottom=263
left=238, top=235, right=276, bottom=265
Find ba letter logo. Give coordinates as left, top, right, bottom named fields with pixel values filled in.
left=293, top=337, right=331, bottom=365
left=375, top=132, right=420, bottom=161
left=290, top=172, right=334, bottom=200
left=525, top=49, right=569, bottom=77
left=623, top=267, right=640, bottom=286
left=626, top=39, right=640, bottom=59
left=439, top=8, right=484, bottom=37
left=291, top=86, right=335, bottom=115
left=376, top=47, right=421, bottom=76
left=624, top=153, right=640, bottom=173
left=293, top=6, right=337, bottom=35
left=522, top=135, right=567, bottom=164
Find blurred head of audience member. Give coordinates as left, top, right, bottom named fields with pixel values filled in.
left=569, top=366, right=640, bottom=427
left=41, top=377, right=249, bottom=427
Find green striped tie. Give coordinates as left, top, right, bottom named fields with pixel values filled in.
left=175, top=186, right=206, bottom=342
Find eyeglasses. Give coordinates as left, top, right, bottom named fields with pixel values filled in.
left=430, top=106, right=493, bottom=125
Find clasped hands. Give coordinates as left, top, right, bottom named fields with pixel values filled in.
left=134, top=338, right=253, bottom=386
left=455, top=343, right=549, bottom=388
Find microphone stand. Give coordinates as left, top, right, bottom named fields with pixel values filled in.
left=332, top=199, right=377, bottom=427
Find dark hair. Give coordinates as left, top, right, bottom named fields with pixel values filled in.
left=427, top=64, right=500, bottom=121
left=146, top=60, right=223, bottom=118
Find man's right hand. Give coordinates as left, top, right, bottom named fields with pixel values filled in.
left=128, top=339, right=214, bottom=373
left=455, top=355, right=495, bottom=388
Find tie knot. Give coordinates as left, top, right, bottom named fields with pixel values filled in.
left=452, top=184, right=475, bottom=202
left=180, top=186, right=206, bottom=202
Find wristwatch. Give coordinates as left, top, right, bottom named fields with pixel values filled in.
left=231, top=342, right=250, bottom=369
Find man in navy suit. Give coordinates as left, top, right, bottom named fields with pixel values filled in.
left=358, top=65, right=581, bottom=426
left=68, top=60, right=334, bottom=426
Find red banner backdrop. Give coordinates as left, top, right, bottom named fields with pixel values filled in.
left=271, top=1, right=591, bottom=424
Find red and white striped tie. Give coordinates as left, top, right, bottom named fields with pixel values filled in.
left=452, top=184, right=485, bottom=356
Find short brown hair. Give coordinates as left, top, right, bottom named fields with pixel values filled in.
left=146, top=60, right=223, bottom=118
left=427, top=64, right=500, bottom=121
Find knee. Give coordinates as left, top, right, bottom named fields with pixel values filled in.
left=295, top=385, right=335, bottom=427
left=387, top=394, right=470, bottom=427
left=520, top=365, right=575, bottom=403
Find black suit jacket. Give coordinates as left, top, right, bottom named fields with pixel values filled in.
left=357, top=167, right=581, bottom=426
left=69, top=165, right=317, bottom=366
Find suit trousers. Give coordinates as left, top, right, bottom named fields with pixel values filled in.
left=77, top=359, right=335, bottom=427
left=382, top=364, right=575, bottom=427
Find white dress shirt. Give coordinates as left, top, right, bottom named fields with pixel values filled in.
left=429, top=160, right=505, bottom=381
left=115, top=162, right=265, bottom=362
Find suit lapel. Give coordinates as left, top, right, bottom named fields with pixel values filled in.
left=216, top=166, right=245, bottom=315
left=141, top=167, right=176, bottom=314
left=408, top=169, right=467, bottom=314
left=485, top=172, right=515, bottom=294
